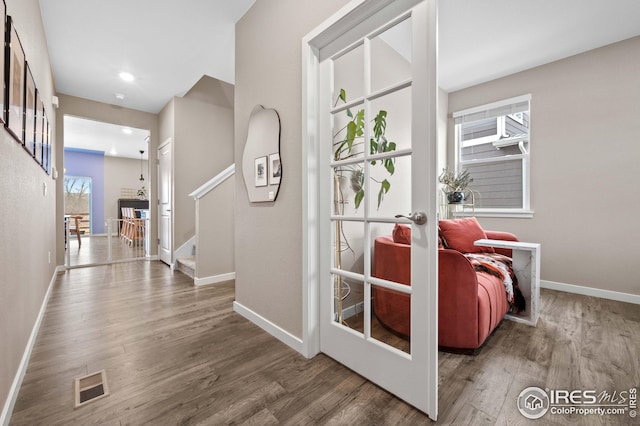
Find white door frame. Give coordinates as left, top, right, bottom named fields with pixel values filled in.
left=301, top=0, right=438, bottom=418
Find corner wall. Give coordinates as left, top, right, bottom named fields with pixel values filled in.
left=448, top=36, right=640, bottom=296
left=0, top=0, right=57, bottom=420
left=234, top=0, right=352, bottom=340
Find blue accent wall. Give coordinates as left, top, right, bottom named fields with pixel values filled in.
left=64, top=148, right=105, bottom=234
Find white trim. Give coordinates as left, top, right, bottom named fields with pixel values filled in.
left=233, top=301, right=303, bottom=354
left=453, top=93, right=532, bottom=119
left=454, top=209, right=534, bottom=219
left=194, top=272, right=236, bottom=287
left=1, top=267, right=60, bottom=426
left=188, top=164, right=235, bottom=200
left=173, top=236, right=195, bottom=268
left=342, top=301, right=365, bottom=320
left=301, top=33, right=321, bottom=359
left=541, top=280, right=640, bottom=305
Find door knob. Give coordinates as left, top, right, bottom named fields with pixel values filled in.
left=395, top=211, right=427, bottom=225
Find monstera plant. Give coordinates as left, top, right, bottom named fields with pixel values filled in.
left=333, top=89, right=397, bottom=210
left=332, top=88, right=399, bottom=325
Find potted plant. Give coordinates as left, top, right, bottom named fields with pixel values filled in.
left=438, top=168, right=473, bottom=203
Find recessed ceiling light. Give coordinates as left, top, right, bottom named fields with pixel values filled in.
left=115, top=93, right=125, bottom=100
left=110, top=148, right=117, bottom=155
left=122, top=128, right=133, bottom=135
left=119, top=72, right=134, bottom=82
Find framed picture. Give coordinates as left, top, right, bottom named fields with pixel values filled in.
left=0, top=1, right=6, bottom=124
left=6, top=16, right=25, bottom=143
left=24, top=64, right=36, bottom=157
left=44, top=108, right=51, bottom=174
left=254, top=156, right=268, bottom=187
left=35, top=95, right=44, bottom=166
left=269, top=153, right=281, bottom=185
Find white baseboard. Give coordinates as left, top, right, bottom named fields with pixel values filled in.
left=194, top=272, right=235, bottom=287
left=1, top=268, right=58, bottom=426
left=342, top=301, right=364, bottom=320
left=541, top=280, right=640, bottom=305
left=233, top=301, right=303, bottom=354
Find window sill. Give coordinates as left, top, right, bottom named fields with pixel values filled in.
left=453, top=209, right=534, bottom=219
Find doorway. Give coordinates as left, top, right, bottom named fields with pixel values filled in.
left=63, top=115, right=151, bottom=267
left=303, top=0, right=439, bottom=419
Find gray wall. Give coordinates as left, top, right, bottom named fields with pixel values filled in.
left=235, top=0, right=352, bottom=339
left=55, top=94, right=159, bottom=262
left=0, top=0, right=57, bottom=415
left=448, top=36, right=640, bottom=295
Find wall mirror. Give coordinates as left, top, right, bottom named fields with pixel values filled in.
left=242, top=105, right=281, bottom=202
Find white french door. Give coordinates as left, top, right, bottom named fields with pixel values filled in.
left=311, top=0, right=439, bottom=419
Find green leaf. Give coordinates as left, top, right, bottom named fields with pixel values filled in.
left=373, top=110, right=387, bottom=139
left=377, top=179, right=390, bottom=208
left=339, top=89, right=346, bottom=103
left=346, top=121, right=356, bottom=151
left=384, top=158, right=395, bottom=175
left=387, top=141, right=397, bottom=152
left=355, top=110, right=365, bottom=137
left=346, top=108, right=353, bottom=118
left=354, top=189, right=364, bottom=209
left=370, top=139, right=378, bottom=155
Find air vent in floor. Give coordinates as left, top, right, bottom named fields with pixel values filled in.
left=74, top=370, right=109, bottom=408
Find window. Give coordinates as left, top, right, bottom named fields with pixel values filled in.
left=453, top=94, right=532, bottom=217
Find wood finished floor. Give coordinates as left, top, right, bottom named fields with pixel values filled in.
left=10, top=261, right=640, bottom=425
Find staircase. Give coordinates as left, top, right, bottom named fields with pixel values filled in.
left=175, top=164, right=235, bottom=285
left=176, top=255, right=196, bottom=279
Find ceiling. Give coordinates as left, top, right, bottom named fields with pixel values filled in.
left=64, top=116, right=149, bottom=160
left=39, top=0, right=640, bottom=157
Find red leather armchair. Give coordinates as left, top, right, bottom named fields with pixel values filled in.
left=373, top=229, right=519, bottom=353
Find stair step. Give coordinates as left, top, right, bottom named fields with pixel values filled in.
left=176, top=256, right=195, bottom=279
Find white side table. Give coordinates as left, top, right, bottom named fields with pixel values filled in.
left=474, top=239, right=541, bottom=326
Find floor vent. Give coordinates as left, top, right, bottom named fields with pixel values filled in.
left=74, top=370, right=109, bottom=408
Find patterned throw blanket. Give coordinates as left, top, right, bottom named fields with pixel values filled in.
left=464, top=253, right=526, bottom=313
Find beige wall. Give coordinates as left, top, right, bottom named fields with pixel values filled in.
left=448, top=36, right=640, bottom=295
left=172, top=96, right=234, bottom=250
left=55, top=94, right=159, bottom=262
left=103, top=156, right=150, bottom=227
left=197, top=177, right=235, bottom=279
left=235, top=0, right=352, bottom=339
left=0, top=0, right=57, bottom=416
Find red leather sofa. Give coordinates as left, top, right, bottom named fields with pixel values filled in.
left=373, top=218, right=518, bottom=353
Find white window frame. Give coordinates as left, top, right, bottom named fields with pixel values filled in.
left=453, top=94, right=533, bottom=218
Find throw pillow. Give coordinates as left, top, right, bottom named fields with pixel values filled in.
left=392, top=224, right=411, bottom=245
left=438, top=217, right=494, bottom=253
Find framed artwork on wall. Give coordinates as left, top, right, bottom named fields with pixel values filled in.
left=35, top=95, right=44, bottom=165
left=269, top=153, right=281, bottom=185
left=25, top=63, right=36, bottom=157
left=6, top=16, right=25, bottom=143
left=255, top=156, right=267, bottom=187
left=43, top=108, right=50, bottom=174
left=0, top=1, right=6, bottom=124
